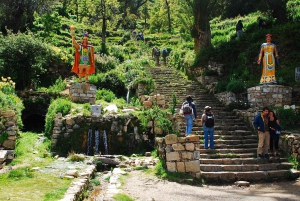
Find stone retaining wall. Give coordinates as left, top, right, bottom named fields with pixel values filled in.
left=69, top=83, right=97, bottom=104
left=0, top=110, right=18, bottom=167
left=155, top=134, right=201, bottom=178
left=247, top=85, right=292, bottom=108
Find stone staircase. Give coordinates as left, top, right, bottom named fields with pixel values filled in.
left=150, top=65, right=297, bottom=183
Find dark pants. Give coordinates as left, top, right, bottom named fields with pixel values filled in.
left=270, top=130, right=279, bottom=150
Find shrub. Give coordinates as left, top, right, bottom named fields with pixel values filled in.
left=0, top=31, right=71, bottom=90
left=44, top=98, right=72, bottom=139
left=226, top=80, right=245, bottom=94
left=277, top=108, right=300, bottom=129
left=96, top=89, right=116, bottom=102
left=0, top=91, right=24, bottom=128
left=95, top=54, right=119, bottom=73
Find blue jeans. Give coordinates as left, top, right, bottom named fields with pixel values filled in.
left=203, top=125, right=214, bottom=149
left=184, top=115, right=193, bottom=135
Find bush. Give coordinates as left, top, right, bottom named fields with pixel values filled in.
left=96, top=89, right=116, bottom=102
left=95, top=54, right=119, bottom=73
left=226, top=80, right=245, bottom=94
left=44, top=98, right=72, bottom=139
left=0, top=31, right=71, bottom=90
left=277, top=108, right=300, bottom=129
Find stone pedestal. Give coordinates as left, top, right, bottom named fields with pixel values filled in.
left=247, top=85, right=292, bottom=108
left=69, top=83, right=97, bottom=104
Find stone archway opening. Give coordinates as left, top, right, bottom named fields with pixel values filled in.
left=22, top=114, right=45, bottom=133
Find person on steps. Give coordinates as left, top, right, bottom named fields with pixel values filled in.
left=201, top=106, right=215, bottom=149
left=181, top=95, right=197, bottom=136
left=268, top=111, right=281, bottom=159
left=253, top=106, right=270, bottom=159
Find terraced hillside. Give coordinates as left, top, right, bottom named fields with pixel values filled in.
left=150, top=65, right=296, bottom=183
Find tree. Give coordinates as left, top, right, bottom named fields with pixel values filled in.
left=0, top=0, right=52, bottom=33
left=186, top=0, right=211, bottom=52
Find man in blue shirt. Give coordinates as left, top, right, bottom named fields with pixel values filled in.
left=253, top=106, right=270, bottom=159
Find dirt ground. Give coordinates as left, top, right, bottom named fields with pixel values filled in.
left=122, top=170, right=300, bottom=201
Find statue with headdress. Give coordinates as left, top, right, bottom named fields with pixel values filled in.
left=70, top=26, right=95, bottom=83
left=257, top=34, right=280, bottom=85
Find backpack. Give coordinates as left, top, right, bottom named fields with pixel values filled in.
left=182, top=103, right=192, bottom=114
left=162, top=49, right=168, bottom=57
left=205, top=113, right=214, bottom=127
left=155, top=49, right=160, bottom=56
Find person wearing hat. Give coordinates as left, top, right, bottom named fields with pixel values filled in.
left=201, top=106, right=214, bottom=149
left=70, top=26, right=95, bottom=83
left=181, top=95, right=197, bottom=136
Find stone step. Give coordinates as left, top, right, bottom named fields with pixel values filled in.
left=199, top=143, right=258, bottom=149
left=199, top=153, right=255, bottom=159
left=200, top=158, right=289, bottom=165
left=200, top=170, right=293, bottom=182
left=200, top=148, right=257, bottom=154
left=200, top=162, right=293, bottom=172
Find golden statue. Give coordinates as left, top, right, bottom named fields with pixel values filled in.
left=70, top=26, right=95, bottom=83
left=257, top=34, right=279, bottom=85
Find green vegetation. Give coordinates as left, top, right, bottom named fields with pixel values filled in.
left=0, top=132, right=71, bottom=201
left=113, top=193, right=134, bottom=201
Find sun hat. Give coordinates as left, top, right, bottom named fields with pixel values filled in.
left=204, top=106, right=211, bottom=110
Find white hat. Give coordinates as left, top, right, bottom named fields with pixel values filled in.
left=204, top=106, right=211, bottom=110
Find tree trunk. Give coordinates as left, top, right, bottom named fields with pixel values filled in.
left=166, top=0, right=171, bottom=33
left=192, top=0, right=211, bottom=52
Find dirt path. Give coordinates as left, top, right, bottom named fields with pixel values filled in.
left=122, top=170, right=300, bottom=201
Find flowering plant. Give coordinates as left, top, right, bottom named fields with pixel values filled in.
left=0, top=77, right=15, bottom=95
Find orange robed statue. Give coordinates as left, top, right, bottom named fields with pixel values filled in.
left=70, top=26, right=95, bottom=83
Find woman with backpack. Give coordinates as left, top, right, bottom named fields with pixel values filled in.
left=201, top=106, right=215, bottom=149
left=181, top=95, right=197, bottom=136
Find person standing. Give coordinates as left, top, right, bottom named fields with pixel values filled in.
left=257, top=34, right=279, bottom=85
left=181, top=95, right=197, bottom=136
left=268, top=111, right=281, bottom=158
left=201, top=106, right=214, bottom=149
left=253, top=106, right=270, bottom=159
left=236, top=20, right=243, bottom=39
left=70, top=26, right=95, bottom=83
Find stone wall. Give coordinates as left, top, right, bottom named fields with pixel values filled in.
left=215, top=92, right=248, bottom=106
left=247, top=85, right=292, bottom=108
left=0, top=110, right=18, bottom=166
left=69, top=83, right=97, bottom=104
left=279, top=134, right=300, bottom=161
left=155, top=134, right=201, bottom=178
left=51, top=112, right=153, bottom=155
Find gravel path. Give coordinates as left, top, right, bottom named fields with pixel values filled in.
left=122, top=170, right=300, bottom=201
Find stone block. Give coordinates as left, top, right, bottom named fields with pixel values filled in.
left=185, top=160, right=200, bottom=173
left=166, top=152, right=180, bottom=161
left=165, top=134, right=178, bottom=145
left=185, top=135, right=199, bottom=142
left=193, top=151, right=200, bottom=159
left=166, top=162, right=176, bottom=172
left=177, top=162, right=185, bottom=173
left=2, top=140, right=15, bottom=149
left=181, top=151, right=193, bottom=160
left=1, top=110, right=15, bottom=118
left=178, top=137, right=186, bottom=143
left=172, top=143, right=185, bottom=151
left=185, top=143, right=195, bottom=151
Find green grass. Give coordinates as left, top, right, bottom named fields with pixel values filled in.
left=113, top=193, right=134, bottom=201
left=0, top=132, right=72, bottom=201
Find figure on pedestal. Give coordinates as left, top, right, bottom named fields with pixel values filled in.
left=257, top=34, right=279, bottom=85
left=70, top=26, right=95, bottom=83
